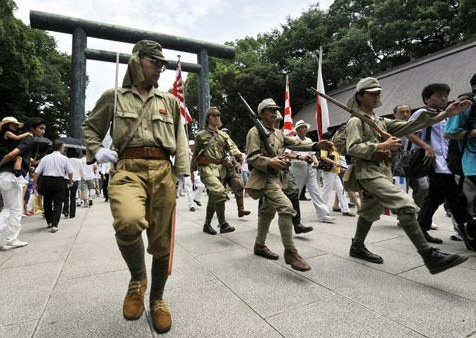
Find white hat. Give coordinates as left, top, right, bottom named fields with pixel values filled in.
left=0, top=116, right=24, bottom=129
left=188, top=140, right=195, bottom=146
left=294, top=120, right=310, bottom=131
left=257, top=98, right=280, bottom=113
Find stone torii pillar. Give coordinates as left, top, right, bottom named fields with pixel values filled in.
left=29, top=10, right=235, bottom=137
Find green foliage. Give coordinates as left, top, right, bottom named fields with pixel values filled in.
left=185, top=0, right=476, bottom=145
left=0, top=0, right=71, bottom=139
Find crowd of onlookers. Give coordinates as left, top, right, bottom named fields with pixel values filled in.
left=0, top=116, right=111, bottom=248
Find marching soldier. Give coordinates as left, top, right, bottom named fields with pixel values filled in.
left=220, top=127, right=251, bottom=218
left=82, top=40, right=189, bottom=333
left=245, top=98, right=333, bottom=271
left=344, top=77, right=469, bottom=274
left=191, top=107, right=243, bottom=235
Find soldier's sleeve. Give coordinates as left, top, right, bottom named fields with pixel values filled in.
left=82, top=89, right=115, bottom=163
left=245, top=127, right=270, bottom=172
left=169, top=96, right=190, bottom=176
left=346, top=117, right=378, bottom=160
left=190, top=134, right=203, bottom=172
left=225, top=134, right=242, bottom=157
left=386, top=111, right=435, bottom=137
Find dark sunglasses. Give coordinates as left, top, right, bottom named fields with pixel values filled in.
left=143, top=57, right=166, bottom=73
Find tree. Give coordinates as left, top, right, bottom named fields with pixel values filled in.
left=0, top=0, right=71, bottom=139
left=186, top=0, right=476, bottom=142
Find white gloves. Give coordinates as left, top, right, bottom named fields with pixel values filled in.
left=95, top=148, right=118, bottom=164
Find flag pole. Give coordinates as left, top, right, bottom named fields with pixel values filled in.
left=112, top=51, right=119, bottom=149
left=177, top=55, right=189, bottom=141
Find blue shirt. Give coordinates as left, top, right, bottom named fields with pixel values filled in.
left=409, top=108, right=451, bottom=174
left=444, top=106, right=476, bottom=176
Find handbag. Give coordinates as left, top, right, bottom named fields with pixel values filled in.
left=401, top=126, right=434, bottom=178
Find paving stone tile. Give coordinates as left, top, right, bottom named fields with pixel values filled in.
left=0, top=320, right=37, bottom=338
left=0, top=262, right=62, bottom=326
left=267, top=295, right=425, bottom=338
left=197, top=248, right=332, bottom=317
left=158, top=280, right=282, bottom=338
left=34, top=270, right=152, bottom=338
left=176, top=229, right=242, bottom=257
left=295, top=254, right=476, bottom=338
left=400, top=265, right=476, bottom=301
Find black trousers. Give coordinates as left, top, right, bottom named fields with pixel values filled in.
left=418, top=172, right=473, bottom=231
left=102, top=174, right=110, bottom=200
left=42, top=176, right=66, bottom=227
left=63, top=181, right=79, bottom=218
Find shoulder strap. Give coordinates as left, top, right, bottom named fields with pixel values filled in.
left=118, top=108, right=150, bottom=154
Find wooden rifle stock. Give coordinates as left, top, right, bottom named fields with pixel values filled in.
left=311, top=87, right=392, bottom=140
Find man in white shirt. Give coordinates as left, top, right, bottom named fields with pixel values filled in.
left=34, top=140, right=73, bottom=232
left=287, top=120, right=336, bottom=223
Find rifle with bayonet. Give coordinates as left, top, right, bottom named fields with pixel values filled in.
left=238, top=93, right=277, bottom=158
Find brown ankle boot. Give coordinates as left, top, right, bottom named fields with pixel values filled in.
left=123, top=278, right=147, bottom=320
left=150, top=299, right=172, bottom=333
left=284, top=249, right=311, bottom=271
left=254, top=243, right=279, bottom=260
left=236, top=196, right=250, bottom=217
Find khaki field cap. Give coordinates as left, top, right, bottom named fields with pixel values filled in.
left=258, top=98, right=280, bottom=113
left=0, top=116, right=24, bottom=129
left=356, top=77, right=382, bottom=92
left=294, top=120, right=310, bottom=131
left=122, top=40, right=166, bottom=88
left=206, top=106, right=221, bottom=116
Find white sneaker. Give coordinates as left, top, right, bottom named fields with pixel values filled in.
left=2, top=239, right=28, bottom=250
left=51, top=227, right=58, bottom=233
left=318, top=215, right=336, bottom=223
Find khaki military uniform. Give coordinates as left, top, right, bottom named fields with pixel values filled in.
left=345, top=108, right=441, bottom=223
left=245, top=126, right=315, bottom=249
left=82, top=86, right=189, bottom=258
left=191, top=128, right=241, bottom=225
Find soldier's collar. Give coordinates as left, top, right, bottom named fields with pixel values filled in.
left=119, top=86, right=164, bottom=99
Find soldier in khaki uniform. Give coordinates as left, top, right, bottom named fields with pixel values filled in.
left=245, top=98, right=333, bottom=271
left=344, top=77, right=469, bottom=274
left=82, top=40, right=189, bottom=333
left=191, top=107, right=243, bottom=235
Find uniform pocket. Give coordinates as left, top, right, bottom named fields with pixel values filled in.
left=113, top=110, right=139, bottom=144
left=151, top=113, right=175, bottom=142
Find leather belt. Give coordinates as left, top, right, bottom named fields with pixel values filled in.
left=120, top=147, right=169, bottom=160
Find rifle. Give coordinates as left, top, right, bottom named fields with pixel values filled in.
left=238, top=93, right=277, bottom=157
left=311, top=87, right=392, bottom=140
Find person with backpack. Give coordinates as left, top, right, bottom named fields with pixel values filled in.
left=444, top=74, right=476, bottom=250
left=344, top=77, right=470, bottom=274
left=407, top=84, right=475, bottom=247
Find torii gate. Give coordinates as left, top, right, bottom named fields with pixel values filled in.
left=29, top=10, right=235, bottom=138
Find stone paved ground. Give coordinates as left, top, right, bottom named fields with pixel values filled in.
left=1, top=193, right=475, bottom=338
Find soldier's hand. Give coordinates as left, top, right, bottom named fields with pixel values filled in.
left=95, top=148, right=118, bottom=164
left=314, top=140, right=333, bottom=152
left=445, top=99, right=472, bottom=116
left=380, top=137, right=402, bottom=151
left=223, top=159, right=234, bottom=168
left=235, top=153, right=243, bottom=163
left=268, top=157, right=288, bottom=171
left=299, top=154, right=311, bottom=162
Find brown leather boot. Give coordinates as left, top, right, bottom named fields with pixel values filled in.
left=284, top=249, right=311, bottom=271
left=236, top=196, right=250, bottom=217
left=150, top=299, right=172, bottom=333
left=254, top=243, right=279, bottom=260
left=123, top=278, right=147, bottom=320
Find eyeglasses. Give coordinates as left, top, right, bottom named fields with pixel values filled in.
left=143, top=57, right=167, bottom=73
